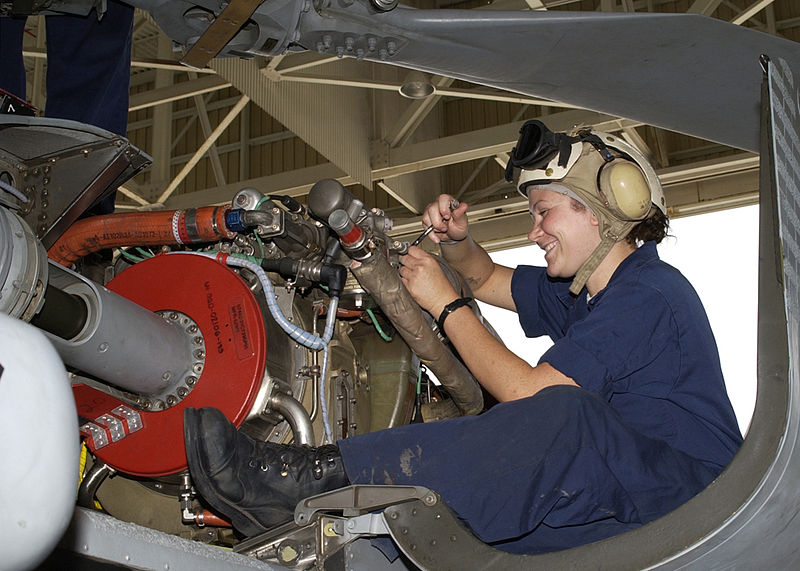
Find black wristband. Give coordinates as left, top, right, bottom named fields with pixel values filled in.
left=436, top=297, right=473, bottom=334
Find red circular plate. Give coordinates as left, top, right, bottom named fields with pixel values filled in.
left=73, top=253, right=266, bottom=477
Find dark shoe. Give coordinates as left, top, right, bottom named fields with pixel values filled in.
left=184, top=407, right=349, bottom=536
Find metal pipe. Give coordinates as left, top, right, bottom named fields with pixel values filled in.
left=44, top=262, right=194, bottom=396
left=349, top=252, right=484, bottom=417
left=269, top=393, right=315, bottom=446
left=77, top=462, right=115, bottom=509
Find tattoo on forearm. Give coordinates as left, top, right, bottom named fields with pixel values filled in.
left=466, top=276, right=480, bottom=287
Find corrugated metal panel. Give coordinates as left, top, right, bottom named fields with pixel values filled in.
left=212, top=58, right=373, bottom=189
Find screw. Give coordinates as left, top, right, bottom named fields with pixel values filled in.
left=186, top=376, right=197, bottom=386
left=423, top=493, right=437, bottom=506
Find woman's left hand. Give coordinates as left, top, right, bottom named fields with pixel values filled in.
left=399, top=246, right=459, bottom=316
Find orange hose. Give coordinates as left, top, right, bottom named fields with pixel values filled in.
left=336, top=308, right=363, bottom=318
left=197, top=510, right=233, bottom=527
left=48, top=206, right=234, bottom=266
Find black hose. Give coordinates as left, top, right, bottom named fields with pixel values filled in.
left=260, top=257, right=347, bottom=297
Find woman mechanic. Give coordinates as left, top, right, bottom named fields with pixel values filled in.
left=184, top=121, right=743, bottom=553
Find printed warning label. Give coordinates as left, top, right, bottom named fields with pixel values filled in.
left=229, top=297, right=254, bottom=360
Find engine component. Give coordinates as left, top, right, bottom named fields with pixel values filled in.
left=308, top=178, right=484, bottom=418
left=45, top=261, right=199, bottom=397
left=72, top=253, right=267, bottom=477
left=0, top=117, right=427, bottom=549
left=0, top=206, right=48, bottom=321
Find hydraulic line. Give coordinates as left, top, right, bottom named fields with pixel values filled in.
left=47, top=206, right=234, bottom=266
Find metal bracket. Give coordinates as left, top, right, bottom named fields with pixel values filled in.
left=294, top=484, right=438, bottom=526
left=336, top=512, right=389, bottom=536
left=181, top=0, right=264, bottom=69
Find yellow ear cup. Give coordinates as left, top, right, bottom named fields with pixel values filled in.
left=600, top=161, right=652, bottom=220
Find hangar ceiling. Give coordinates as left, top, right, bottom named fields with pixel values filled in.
left=17, top=0, right=797, bottom=250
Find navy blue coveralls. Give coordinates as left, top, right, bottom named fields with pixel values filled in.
left=338, top=241, right=743, bottom=554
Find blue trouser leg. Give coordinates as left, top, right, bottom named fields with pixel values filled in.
left=0, top=17, right=27, bottom=99
left=44, top=2, right=133, bottom=136
left=45, top=2, right=134, bottom=214
left=338, top=385, right=719, bottom=554
left=1, top=7, right=133, bottom=134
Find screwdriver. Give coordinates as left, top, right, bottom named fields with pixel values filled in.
left=409, top=198, right=460, bottom=247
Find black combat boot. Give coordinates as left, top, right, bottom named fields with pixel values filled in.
left=184, top=407, right=349, bottom=536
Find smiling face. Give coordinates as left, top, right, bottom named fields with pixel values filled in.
left=527, top=187, right=602, bottom=279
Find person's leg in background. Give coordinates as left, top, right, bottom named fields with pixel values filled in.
left=45, top=1, right=134, bottom=214
left=0, top=17, right=29, bottom=100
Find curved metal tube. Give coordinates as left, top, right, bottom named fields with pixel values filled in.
left=269, top=393, right=315, bottom=446
left=349, top=251, right=483, bottom=417
left=77, top=462, right=115, bottom=509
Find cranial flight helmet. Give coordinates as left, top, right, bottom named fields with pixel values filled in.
left=504, top=120, right=667, bottom=295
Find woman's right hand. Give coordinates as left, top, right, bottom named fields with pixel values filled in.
left=421, top=194, right=470, bottom=245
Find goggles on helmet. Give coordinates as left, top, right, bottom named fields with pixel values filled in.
left=505, top=120, right=614, bottom=194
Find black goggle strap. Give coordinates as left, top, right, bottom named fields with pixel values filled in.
left=577, top=131, right=615, bottom=163
left=504, top=159, right=516, bottom=183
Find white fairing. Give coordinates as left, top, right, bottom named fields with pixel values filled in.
left=0, top=313, right=79, bottom=571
